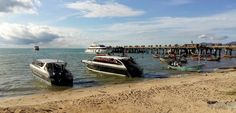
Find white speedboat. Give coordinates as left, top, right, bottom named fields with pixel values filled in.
left=85, top=43, right=111, bottom=54
left=82, top=56, right=143, bottom=77
left=30, top=59, right=73, bottom=86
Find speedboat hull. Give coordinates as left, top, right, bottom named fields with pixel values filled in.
left=82, top=60, right=128, bottom=77
left=30, top=64, right=73, bottom=86
left=82, top=59, right=143, bottom=77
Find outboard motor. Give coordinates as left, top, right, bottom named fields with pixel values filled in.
left=121, top=58, right=143, bottom=77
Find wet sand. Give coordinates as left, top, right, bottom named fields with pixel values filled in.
left=0, top=69, right=236, bottom=113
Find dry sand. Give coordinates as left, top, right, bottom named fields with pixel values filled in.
left=0, top=69, right=236, bottom=113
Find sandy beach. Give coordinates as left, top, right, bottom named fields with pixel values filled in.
left=0, top=69, right=236, bottom=113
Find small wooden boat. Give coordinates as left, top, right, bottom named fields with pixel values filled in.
left=207, top=57, right=221, bottom=61
left=223, top=55, right=236, bottom=58
left=167, top=64, right=204, bottom=72
left=191, top=56, right=205, bottom=61
left=152, top=54, right=160, bottom=58
left=179, top=57, right=187, bottom=64
left=160, top=57, right=173, bottom=63
left=191, top=53, right=208, bottom=61
left=160, top=55, right=187, bottom=64
left=191, top=52, right=200, bottom=57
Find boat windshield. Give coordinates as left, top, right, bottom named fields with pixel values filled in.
left=93, top=57, right=122, bottom=65
left=120, top=57, right=137, bottom=65
left=99, top=45, right=106, bottom=47
left=32, top=61, right=44, bottom=67
left=46, top=63, right=66, bottom=73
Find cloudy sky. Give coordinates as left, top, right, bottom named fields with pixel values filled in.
left=0, top=0, right=236, bottom=48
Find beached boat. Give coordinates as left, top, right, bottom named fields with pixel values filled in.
left=82, top=56, right=143, bottom=77
left=160, top=56, right=187, bottom=64
left=167, top=64, right=204, bottom=72
left=30, top=59, right=73, bottom=86
left=85, top=43, right=112, bottom=54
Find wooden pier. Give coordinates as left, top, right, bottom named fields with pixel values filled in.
left=111, top=44, right=236, bottom=57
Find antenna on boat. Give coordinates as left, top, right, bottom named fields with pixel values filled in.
left=33, top=45, right=39, bottom=61
left=198, top=49, right=200, bottom=64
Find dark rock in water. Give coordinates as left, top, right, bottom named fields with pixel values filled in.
left=207, top=100, right=218, bottom=104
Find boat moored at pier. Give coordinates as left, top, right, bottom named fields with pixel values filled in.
left=82, top=56, right=143, bottom=77
left=85, top=43, right=112, bottom=54
left=30, top=59, right=73, bottom=86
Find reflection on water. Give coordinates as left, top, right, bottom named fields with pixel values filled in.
left=0, top=48, right=235, bottom=97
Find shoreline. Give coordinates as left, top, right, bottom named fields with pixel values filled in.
left=0, top=69, right=236, bottom=113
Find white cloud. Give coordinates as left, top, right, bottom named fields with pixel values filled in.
left=198, top=34, right=229, bottom=41
left=103, top=10, right=236, bottom=37
left=0, top=23, right=83, bottom=47
left=65, top=0, right=144, bottom=18
left=166, top=0, right=193, bottom=5
left=198, top=34, right=212, bottom=39
left=81, top=10, right=236, bottom=45
left=1, top=9, right=235, bottom=47
left=0, top=0, right=40, bottom=14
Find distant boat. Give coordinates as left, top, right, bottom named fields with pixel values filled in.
left=29, top=59, right=73, bottom=86
left=34, top=46, right=39, bottom=51
left=82, top=55, right=143, bottom=77
left=85, top=43, right=111, bottom=54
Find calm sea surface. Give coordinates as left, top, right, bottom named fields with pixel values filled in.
left=0, top=48, right=235, bottom=97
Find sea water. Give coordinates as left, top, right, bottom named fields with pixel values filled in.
left=0, top=48, right=235, bottom=97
